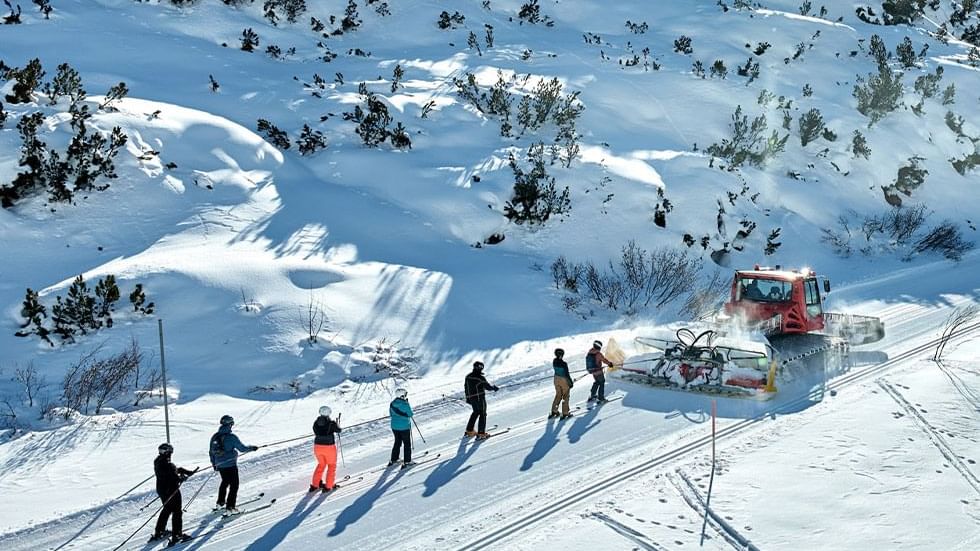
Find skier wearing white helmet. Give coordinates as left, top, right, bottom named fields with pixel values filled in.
left=388, top=388, right=415, bottom=468
left=310, top=405, right=342, bottom=492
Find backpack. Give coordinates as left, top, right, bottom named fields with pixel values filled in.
left=209, top=433, right=226, bottom=458
left=585, top=352, right=597, bottom=372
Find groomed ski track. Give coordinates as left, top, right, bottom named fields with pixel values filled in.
left=3, top=296, right=976, bottom=551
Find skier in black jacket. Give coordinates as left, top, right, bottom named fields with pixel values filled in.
left=464, top=361, right=499, bottom=439
left=151, top=443, right=194, bottom=546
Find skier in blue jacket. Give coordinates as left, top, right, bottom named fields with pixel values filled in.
left=209, top=415, right=258, bottom=516
left=388, top=388, right=415, bottom=468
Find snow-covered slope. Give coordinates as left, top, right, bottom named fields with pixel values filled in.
left=0, top=0, right=979, bottom=548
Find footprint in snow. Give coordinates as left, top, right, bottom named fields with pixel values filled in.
left=675, top=540, right=685, bottom=545
left=667, top=524, right=677, bottom=530
left=962, top=499, right=971, bottom=504
left=967, top=459, right=976, bottom=464
left=659, top=498, right=668, bottom=503
left=745, top=525, right=753, bottom=531
left=725, top=515, right=733, bottom=520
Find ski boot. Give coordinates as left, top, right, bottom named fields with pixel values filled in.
left=547, top=412, right=560, bottom=419
left=387, top=460, right=399, bottom=467
left=212, top=501, right=225, bottom=512
left=464, top=430, right=477, bottom=437
left=149, top=530, right=171, bottom=542
left=475, top=432, right=490, bottom=440
left=401, top=461, right=417, bottom=469
left=560, top=412, right=574, bottom=420
left=308, top=484, right=319, bottom=492
left=222, top=507, right=241, bottom=517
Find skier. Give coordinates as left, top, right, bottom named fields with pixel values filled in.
left=464, top=360, right=499, bottom=439
left=310, top=406, right=342, bottom=492
left=209, top=415, right=259, bottom=516
left=388, top=388, right=415, bottom=468
left=549, top=348, right=574, bottom=419
left=151, top=443, right=194, bottom=546
left=586, top=340, right=614, bottom=403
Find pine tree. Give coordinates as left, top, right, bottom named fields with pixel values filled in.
left=52, top=275, right=98, bottom=341
left=14, top=287, right=52, bottom=345
left=129, top=283, right=155, bottom=315
left=94, top=275, right=120, bottom=328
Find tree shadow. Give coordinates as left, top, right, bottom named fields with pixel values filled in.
left=243, top=492, right=324, bottom=551
left=567, top=406, right=602, bottom=444
left=328, top=467, right=404, bottom=537
left=520, top=420, right=561, bottom=472
left=422, top=439, right=478, bottom=497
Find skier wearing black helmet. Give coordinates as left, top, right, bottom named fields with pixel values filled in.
left=209, top=415, right=258, bottom=516
left=464, top=361, right=499, bottom=439
left=549, top=348, right=574, bottom=419
left=586, top=340, right=614, bottom=402
left=151, top=443, right=195, bottom=546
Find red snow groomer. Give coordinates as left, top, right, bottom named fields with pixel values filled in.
left=614, top=266, right=884, bottom=397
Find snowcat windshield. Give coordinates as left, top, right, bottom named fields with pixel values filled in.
left=737, top=277, right=792, bottom=303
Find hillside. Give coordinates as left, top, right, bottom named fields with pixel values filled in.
left=0, top=0, right=979, bottom=547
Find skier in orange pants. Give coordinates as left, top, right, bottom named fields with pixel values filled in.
left=310, top=406, right=342, bottom=492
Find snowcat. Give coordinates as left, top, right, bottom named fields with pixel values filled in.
left=612, top=266, right=885, bottom=397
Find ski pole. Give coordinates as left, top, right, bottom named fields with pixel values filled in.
left=336, top=413, right=346, bottom=468
left=411, top=416, right=427, bottom=444
left=182, top=468, right=216, bottom=512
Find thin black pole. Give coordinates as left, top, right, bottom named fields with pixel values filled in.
left=158, top=319, right=171, bottom=444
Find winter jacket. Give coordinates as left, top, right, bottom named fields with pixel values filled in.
left=389, top=398, right=413, bottom=431
left=154, top=455, right=192, bottom=496
left=553, top=357, right=572, bottom=385
left=209, top=425, right=253, bottom=468
left=465, top=371, right=497, bottom=404
left=586, top=349, right=611, bottom=373
left=313, top=415, right=342, bottom=445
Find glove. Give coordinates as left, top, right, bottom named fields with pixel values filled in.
left=249, top=445, right=259, bottom=452
left=492, top=386, right=500, bottom=392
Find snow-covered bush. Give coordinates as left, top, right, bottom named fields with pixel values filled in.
left=679, top=269, right=728, bottom=321
left=914, top=221, right=974, bottom=261
left=504, top=142, right=570, bottom=225
left=256, top=119, right=291, bottom=149
left=798, top=108, right=824, bottom=147
left=4, top=58, right=44, bottom=104
left=437, top=10, right=465, bottom=30
left=129, top=283, right=155, bottom=315
left=851, top=130, right=871, bottom=159
left=297, top=124, right=327, bottom=155
left=674, top=35, right=693, bottom=54
left=342, top=89, right=411, bottom=149
left=263, top=0, right=306, bottom=25
left=706, top=105, right=788, bottom=169
left=882, top=155, right=927, bottom=206
left=853, top=64, right=904, bottom=126
left=821, top=205, right=972, bottom=261
left=60, top=340, right=144, bottom=417
left=3, top=0, right=21, bottom=24
left=241, top=28, right=259, bottom=51
left=518, top=0, right=552, bottom=26
left=557, top=243, right=703, bottom=315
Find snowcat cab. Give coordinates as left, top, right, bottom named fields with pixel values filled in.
left=724, top=265, right=884, bottom=345
left=724, top=265, right=828, bottom=336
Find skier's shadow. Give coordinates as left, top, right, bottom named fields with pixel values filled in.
left=328, top=467, right=404, bottom=536
left=422, top=440, right=478, bottom=497
left=520, top=420, right=561, bottom=471
left=566, top=405, right=601, bottom=444
left=243, top=492, right=325, bottom=551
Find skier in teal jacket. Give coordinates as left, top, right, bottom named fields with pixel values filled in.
left=389, top=388, right=415, bottom=468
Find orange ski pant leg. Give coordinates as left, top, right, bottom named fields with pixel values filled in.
left=311, top=444, right=337, bottom=488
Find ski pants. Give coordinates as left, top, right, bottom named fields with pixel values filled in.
left=217, top=466, right=239, bottom=509
left=466, top=398, right=487, bottom=433
left=552, top=376, right=571, bottom=415
left=312, top=443, right=338, bottom=489
left=154, top=490, right=182, bottom=536
left=589, top=371, right=605, bottom=400
left=391, top=429, right=412, bottom=463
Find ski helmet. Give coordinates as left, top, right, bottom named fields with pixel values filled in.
left=394, top=388, right=408, bottom=399
left=319, top=406, right=332, bottom=417
left=473, top=361, right=485, bottom=371
left=220, top=414, right=235, bottom=426
left=158, top=442, right=174, bottom=455
left=554, top=348, right=565, bottom=358
left=592, top=340, right=603, bottom=349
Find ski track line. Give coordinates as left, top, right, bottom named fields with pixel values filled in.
left=456, top=321, right=980, bottom=550
left=589, top=511, right=666, bottom=551
left=876, top=379, right=980, bottom=494
left=666, top=472, right=746, bottom=551
left=674, top=470, right=759, bottom=551
left=182, top=400, right=637, bottom=549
